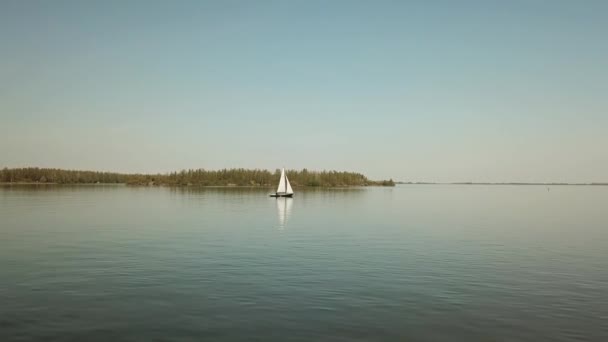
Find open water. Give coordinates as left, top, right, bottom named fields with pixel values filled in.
left=1, top=185, right=607, bottom=341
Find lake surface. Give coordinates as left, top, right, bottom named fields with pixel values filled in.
left=1, top=185, right=607, bottom=341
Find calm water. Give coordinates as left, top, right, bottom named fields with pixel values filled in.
left=1, top=185, right=607, bottom=341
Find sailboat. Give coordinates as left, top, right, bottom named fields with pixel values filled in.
left=270, top=168, right=294, bottom=197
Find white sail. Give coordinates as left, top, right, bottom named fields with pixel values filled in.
left=285, top=174, right=294, bottom=194
left=276, top=168, right=286, bottom=193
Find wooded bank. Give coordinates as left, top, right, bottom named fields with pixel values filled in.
left=0, top=167, right=395, bottom=187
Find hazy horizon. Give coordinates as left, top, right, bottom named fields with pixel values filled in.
left=1, top=1, right=607, bottom=183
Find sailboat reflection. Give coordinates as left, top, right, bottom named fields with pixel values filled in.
left=276, top=197, right=293, bottom=229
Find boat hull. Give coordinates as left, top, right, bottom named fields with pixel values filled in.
left=270, top=193, right=293, bottom=198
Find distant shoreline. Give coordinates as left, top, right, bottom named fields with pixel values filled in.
left=0, top=182, right=391, bottom=189
left=1, top=168, right=604, bottom=187
left=0, top=167, right=395, bottom=187
left=3, top=182, right=606, bottom=187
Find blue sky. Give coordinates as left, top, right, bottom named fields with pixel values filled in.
left=1, top=1, right=607, bottom=182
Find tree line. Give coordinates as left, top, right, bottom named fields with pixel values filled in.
left=0, top=167, right=395, bottom=187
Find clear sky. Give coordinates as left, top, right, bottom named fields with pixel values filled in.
left=1, top=1, right=607, bottom=182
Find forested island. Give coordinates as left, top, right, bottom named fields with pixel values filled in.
left=0, top=167, right=395, bottom=187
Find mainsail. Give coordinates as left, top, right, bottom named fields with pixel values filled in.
left=276, top=168, right=286, bottom=193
